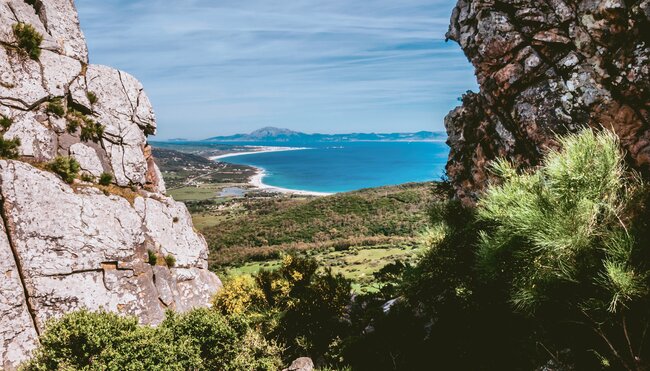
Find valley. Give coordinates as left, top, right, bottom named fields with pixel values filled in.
left=154, top=146, right=443, bottom=292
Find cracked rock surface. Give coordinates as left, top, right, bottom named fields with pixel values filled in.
left=444, top=0, right=650, bottom=203
left=0, top=1, right=221, bottom=368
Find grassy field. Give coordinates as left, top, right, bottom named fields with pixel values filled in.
left=220, top=243, right=425, bottom=292
left=153, top=147, right=255, bottom=190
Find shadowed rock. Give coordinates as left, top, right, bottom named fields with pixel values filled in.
left=444, top=0, right=650, bottom=203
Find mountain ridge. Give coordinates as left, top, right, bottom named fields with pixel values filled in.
left=201, top=126, right=447, bottom=142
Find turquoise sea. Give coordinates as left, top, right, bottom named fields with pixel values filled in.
left=218, top=141, right=449, bottom=194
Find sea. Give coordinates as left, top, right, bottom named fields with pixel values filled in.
left=216, top=141, right=449, bottom=194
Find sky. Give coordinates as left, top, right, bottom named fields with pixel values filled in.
left=74, top=0, right=477, bottom=140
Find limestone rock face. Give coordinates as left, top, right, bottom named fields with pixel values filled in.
left=0, top=1, right=221, bottom=368
left=444, top=0, right=650, bottom=202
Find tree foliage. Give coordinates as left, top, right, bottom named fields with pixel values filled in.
left=477, top=129, right=650, bottom=369
left=22, top=309, right=282, bottom=371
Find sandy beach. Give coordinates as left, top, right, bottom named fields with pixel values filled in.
left=248, top=167, right=333, bottom=196
left=210, top=146, right=331, bottom=196
left=209, top=146, right=308, bottom=160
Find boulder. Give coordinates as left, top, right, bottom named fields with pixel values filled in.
left=283, top=357, right=315, bottom=371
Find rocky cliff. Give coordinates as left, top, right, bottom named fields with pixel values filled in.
left=444, top=0, right=650, bottom=202
left=0, top=1, right=221, bottom=368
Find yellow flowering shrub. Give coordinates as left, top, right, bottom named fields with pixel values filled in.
left=213, top=275, right=265, bottom=315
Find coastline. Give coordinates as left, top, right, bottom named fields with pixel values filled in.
left=249, top=167, right=333, bottom=196
left=210, top=146, right=332, bottom=196
left=209, top=146, right=308, bottom=160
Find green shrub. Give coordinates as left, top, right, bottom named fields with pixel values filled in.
left=477, top=129, right=650, bottom=369
left=99, top=172, right=113, bottom=186
left=22, top=309, right=282, bottom=371
left=86, top=91, right=98, bottom=105
left=0, top=137, right=20, bottom=159
left=147, top=249, right=157, bottom=265
left=477, top=129, right=644, bottom=313
left=80, top=173, right=93, bottom=182
left=65, top=119, right=78, bottom=134
left=66, top=110, right=104, bottom=142
left=12, top=22, right=43, bottom=60
left=21, top=310, right=140, bottom=370
left=47, top=156, right=80, bottom=183
left=46, top=98, right=65, bottom=117
left=165, top=254, right=176, bottom=267
left=0, top=115, right=13, bottom=130
left=255, top=254, right=352, bottom=361
left=162, top=308, right=283, bottom=370
left=79, top=118, right=104, bottom=143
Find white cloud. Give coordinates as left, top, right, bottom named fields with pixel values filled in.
left=75, top=0, right=477, bottom=139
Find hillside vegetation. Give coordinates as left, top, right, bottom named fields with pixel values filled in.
left=202, top=182, right=444, bottom=266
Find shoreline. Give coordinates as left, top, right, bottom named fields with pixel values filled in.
left=248, top=167, right=333, bottom=196
left=209, top=146, right=308, bottom=160
left=210, top=146, right=333, bottom=196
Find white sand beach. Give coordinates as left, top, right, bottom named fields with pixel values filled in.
left=210, top=146, right=331, bottom=196
left=209, top=146, right=308, bottom=160
left=248, top=167, right=333, bottom=196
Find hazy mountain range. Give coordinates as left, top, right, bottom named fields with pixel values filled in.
left=199, top=127, right=447, bottom=142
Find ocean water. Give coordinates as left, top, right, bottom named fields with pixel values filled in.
left=218, top=141, right=449, bottom=194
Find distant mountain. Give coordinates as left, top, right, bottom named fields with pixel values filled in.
left=203, top=127, right=447, bottom=142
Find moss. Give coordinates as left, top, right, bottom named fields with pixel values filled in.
left=47, top=156, right=80, bottom=184
left=12, top=22, right=43, bottom=60
left=99, top=172, right=113, bottom=186
left=0, top=115, right=13, bottom=130
left=47, top=98, right=65, bottom=117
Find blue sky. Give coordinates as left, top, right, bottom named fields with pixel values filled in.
left=75, top=0, right=477, bottom=140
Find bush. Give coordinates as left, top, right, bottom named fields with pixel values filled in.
left=79, top=118, right=104, bottom=143
left=86, top=91, right=98, bottom=105
left=22, top=309, right=282, bottom=371
left=99, top=172, right=113, bottom=186
left=214, top=275, right=266, bottom=316
left=47, top=156, right=80, bottom=183
left=0, top=137, right=21, bottom=159
left=255, top=254, right=352, bottom=361
left=46, top=98, right=65, bottom=117
left=162, top=308, right=282, bottom=370
left=165, top=254, right=176, bottom=268
left=0, top=115, right=13, bottom=130
left=477, top=129, right=650, bottom=369
left=21, top=310, right=201, bottom=371
left=12, top=22, right=43, bottom=60
left=79, top=173, right=93, bottom=182
left=147, top=249, right=157, bottom=265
